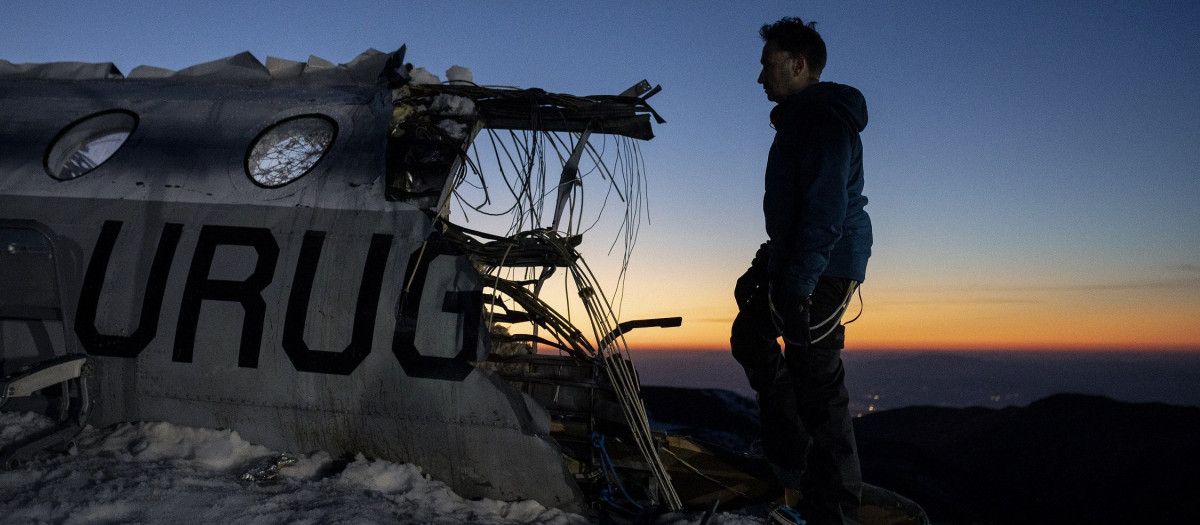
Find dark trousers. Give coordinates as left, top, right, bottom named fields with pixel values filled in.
left=731, top=275, right=862, bottom=525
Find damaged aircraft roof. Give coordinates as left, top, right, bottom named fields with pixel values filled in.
left=0, top=47, right=663, bottom=140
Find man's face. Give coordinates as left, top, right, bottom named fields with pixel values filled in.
left=758, top=40, right=808, bottom=103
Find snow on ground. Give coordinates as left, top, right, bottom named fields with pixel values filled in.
left=0, top=412, right=762, bottom=524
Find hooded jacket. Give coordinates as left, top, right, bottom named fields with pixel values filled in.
left=764, top=81, right=872, bottom=297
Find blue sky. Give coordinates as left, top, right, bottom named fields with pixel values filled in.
left=4, top=0, right=1198, bottom=349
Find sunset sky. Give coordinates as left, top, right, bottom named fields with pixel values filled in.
left=5, top=1, right=1198, bottom=352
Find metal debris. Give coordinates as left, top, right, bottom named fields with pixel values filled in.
left=240, top=453, right=298, bottom=484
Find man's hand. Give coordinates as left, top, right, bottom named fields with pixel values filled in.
left=734, top=243, right=770, bottom=307
left=734, top=268, right=760, bottom=307
left=769, top=288, right=811, bottom=347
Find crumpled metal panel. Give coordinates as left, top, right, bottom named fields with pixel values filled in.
left=0, top=47, right=402, bottom=84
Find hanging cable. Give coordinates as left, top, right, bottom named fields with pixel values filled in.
left=811, top=281, right=861, bottom=344
left=411, top=83, right=675, bottom=510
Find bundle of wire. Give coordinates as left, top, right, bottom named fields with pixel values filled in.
left=445, top=124, right=680, bottom=510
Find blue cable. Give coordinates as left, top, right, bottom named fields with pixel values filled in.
left=591, top=432, right=644, bottom=511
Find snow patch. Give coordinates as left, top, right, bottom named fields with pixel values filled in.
left=409, top=67, right=440, bottom=85
left=406, top=65, right=474, bottom=88
left=1, top=413, right=763, bottom=523
left=430, top=93, right=476, bottom=117
left=446, top=65, right=473, bottom=85
left=339, top=453, right=424, bottom=494
left=0, top=411, right=55, bottom=442
left=0, top=415, right=591, bottom=524
left=436, top=119, right=469, bottom=140
left=89, top=421, right=274, bottom=470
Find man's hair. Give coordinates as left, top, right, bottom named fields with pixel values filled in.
left=760, top=17, right=827, bottom=76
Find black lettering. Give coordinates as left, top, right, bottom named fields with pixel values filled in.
left=392, top=234, right=486, bottom=381
left=281, top=231, right=393, bottom=375
left=75, top=221, right=182, bottom=358
left=173, top=225, right=278, bottom=367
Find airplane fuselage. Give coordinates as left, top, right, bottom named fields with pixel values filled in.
left=1, top=53, right=581, bottom=508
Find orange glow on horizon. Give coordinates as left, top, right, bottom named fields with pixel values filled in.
left=611, top=279, right=1200, bottom=353
left=624, top=341, right=1200, bottom=353
left=555, top=245, right=1200, bottom=355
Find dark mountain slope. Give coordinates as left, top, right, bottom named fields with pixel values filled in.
left=642, top=388, right=1200, bottom=524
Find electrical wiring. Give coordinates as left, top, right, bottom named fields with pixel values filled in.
left=401, top=82, right=678, bottom=510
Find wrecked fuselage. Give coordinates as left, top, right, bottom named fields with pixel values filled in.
left=0, top=47, right=699, bottom=513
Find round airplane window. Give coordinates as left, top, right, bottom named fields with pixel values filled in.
left=246, top=115, right=337, bottom=188
left=44, top=110, right=137, bottom=180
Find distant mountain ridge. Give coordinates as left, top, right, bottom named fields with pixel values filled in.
left=632, top=350, right=1200, bottom=411
left=642, top=387, right=1200, bottom=524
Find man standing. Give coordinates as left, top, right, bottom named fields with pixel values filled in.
left=731, top=17, right=872, bottom=525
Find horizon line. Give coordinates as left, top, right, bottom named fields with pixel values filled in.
left=625, top=345, right=1200, bottom=353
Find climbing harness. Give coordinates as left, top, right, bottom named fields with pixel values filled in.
left=810, top=281, right=861, bottom=344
